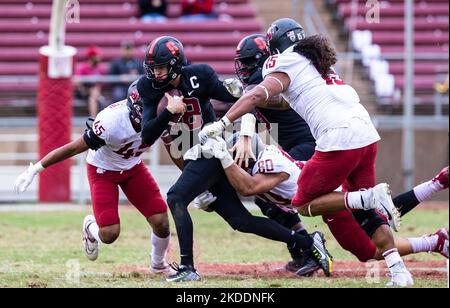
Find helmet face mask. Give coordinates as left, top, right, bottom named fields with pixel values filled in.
left=235, top=56, right=260, bottom=83
left=143, top=36, right=186, bottom=89
left=234, top=34, right=270, bottom=84
left=126, top=80, right=144, bottom=129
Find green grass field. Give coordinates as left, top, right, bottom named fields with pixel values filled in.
left=0, top=205, right=448, bottom=288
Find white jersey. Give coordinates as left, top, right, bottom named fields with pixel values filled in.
left=252, top=145, right=302, bottom=211
left=251, top=145, right=342, bottom=211
left=86, top=101, right=150, bottom=171
left=262, top=46, right=380, bottom=152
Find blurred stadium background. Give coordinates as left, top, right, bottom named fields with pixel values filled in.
left=0, top=0, right=448, bottom=204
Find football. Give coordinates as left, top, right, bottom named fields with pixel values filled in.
left=156, top=88, right=184, bottom=124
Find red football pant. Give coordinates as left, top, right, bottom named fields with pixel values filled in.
left=87, top=162, right=168, bottom=228
left=292, top=142, right=378, bottom=207
left=292, top=142, right=379, bottom=262
left=323, top=211, right=378, bottom=262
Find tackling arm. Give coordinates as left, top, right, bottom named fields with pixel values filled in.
left=223, top=164, right=289, bottom=197
left=41, top=136, right=89, bottom=168
left=14, top=136, right=89, bottom=194
left=225, top=72, right=290, bottom=123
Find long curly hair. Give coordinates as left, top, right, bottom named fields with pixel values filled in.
left=293, top=35, right=337, bottom=76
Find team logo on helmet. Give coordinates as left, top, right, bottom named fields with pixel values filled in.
left=130, top=90, right=140, bottom=103
left=254, top=37, right=267, bottom=51
left=267, top=24, right=277, bottom=41
left=166, top=41, right=180, bottom=57
left=287, top=30, right=296, bottom=42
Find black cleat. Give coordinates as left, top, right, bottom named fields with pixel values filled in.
left=295, top=253, right=321, bottom=277
left=309, top=232, right=333, bottom=277
left=285, top=257, right=305, bottom=273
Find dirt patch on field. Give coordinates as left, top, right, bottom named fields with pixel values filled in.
left=118, top=260, right=447, bottom=280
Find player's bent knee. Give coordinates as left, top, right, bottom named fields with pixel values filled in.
left=99, top=225, right=120, bottom=244
left=147, top=213, right=170, bottom=238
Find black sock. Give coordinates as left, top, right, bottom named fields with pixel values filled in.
left=296, top=229, right=309, bottom=237
left=167, top=197, right=194, bottom=268
left=393, top=190, right=420, bottom=217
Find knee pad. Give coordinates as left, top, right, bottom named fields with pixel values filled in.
left=352, top=210, right=388, bottom=238
left=166, top=191, right=189, bottom=219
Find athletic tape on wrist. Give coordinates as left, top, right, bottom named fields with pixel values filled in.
left=240, top=113, right=256, bottom=137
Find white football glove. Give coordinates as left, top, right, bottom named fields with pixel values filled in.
left=223, top=78, right=244, bottom=98
left=198, top=117, right=231, bottom=145
left=192, top=190, right=217, bottom=212
left=14, top=162, right=44, bottom=194
left=201, top=137, right=234, bottom=169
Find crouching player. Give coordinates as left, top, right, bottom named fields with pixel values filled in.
left=14, top=81, right=172, bottom=273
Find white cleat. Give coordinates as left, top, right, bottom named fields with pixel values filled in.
left=387, top=268, right=414, bottom=287
left=372, top=183, right=401, bottom=232
left=82, top=215, right=99, bottom=261
left=432, top=228, right=449, bottom=259
left=150, top=260, right=176, bottom=275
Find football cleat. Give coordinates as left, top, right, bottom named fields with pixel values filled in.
left=150, top=260, right=176, bottom=275
left=295, top=254, right=321, bottom=277
left=309, top=232, right=333, bottom=277
left=82, top=215, right=99, bottom=261
left=387, top=266, right=414, bottom=287
left=165, top=263, right=201, bottom=282
left=432, top=166, right=449, bottom=189
left=371, top=183, right=401, bottom=232
left=432, top=228, right=449, bottom=258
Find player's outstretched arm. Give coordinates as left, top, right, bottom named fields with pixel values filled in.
left=198, top=73, right=289, bottom=143
left=224, top=165, right=289, bottom=197
left=14, top=136, right=89, bottom=194
left=201, top=137, right=288, bottom=196
left=225, top=72, right=290, bottom=123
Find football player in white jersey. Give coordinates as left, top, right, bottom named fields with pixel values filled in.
left=203, top=135, right=448, bottom=286
left=14, top=80, right=185, bottom=273
left=199, top=17, right=413, bottom=285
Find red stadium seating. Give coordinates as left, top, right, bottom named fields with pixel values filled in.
left=329, top=0, right=449, bottom=107
left=0, top=0, right=262, bottom=111
left=0, top=18, right=262, bottom=33
left=0, top=4, right=256, bottom=19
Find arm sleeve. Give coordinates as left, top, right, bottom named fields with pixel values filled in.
left=82, top=112, right=109, bottom=150
left=140, top=93, right=174, bottom=146
left=83, top=129, right=106, bottom=150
